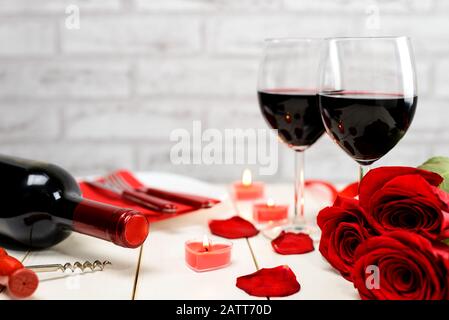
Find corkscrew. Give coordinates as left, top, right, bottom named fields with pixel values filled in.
left=25, top=260, right=111, bottom=273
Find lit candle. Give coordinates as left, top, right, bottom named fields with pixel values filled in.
left=253, top=199, right=289, bottom=224
left=185, top=235, right=232, bottom=272
left=233, top=169, right=265, bottom=200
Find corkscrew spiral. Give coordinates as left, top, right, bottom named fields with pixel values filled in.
left=61, top=260, right=111, bottom=272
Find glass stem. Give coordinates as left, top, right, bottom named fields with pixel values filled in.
left=294, top=150, right=305, bottom=224
left=358, top=165, right=365, bottom=185
left=358, top=165, right=371, bottom=192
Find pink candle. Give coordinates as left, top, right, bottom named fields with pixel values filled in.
left=253, top=199, right=289, bottom=224
left=185, top=236, right=232, bottom=272
left=233, top=169, right=264, bottom=200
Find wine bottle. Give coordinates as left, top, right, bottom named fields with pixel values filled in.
left=0, top=155, right=149, bottom=249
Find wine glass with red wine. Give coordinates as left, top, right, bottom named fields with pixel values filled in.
left=318, top=36, right=417, bottom=182
left=257, top=38, right=325, bottom=233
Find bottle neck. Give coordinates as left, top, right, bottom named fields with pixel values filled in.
left=68, top=197, right=149, bottom=248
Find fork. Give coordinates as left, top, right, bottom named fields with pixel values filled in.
left=107, top=172, right=215, bottom=209
left=104, top=174, right=178, bottom=213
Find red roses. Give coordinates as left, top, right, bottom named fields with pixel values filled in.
left=353, top=231, right=449, bottom=300
left=317, top=166, right=449, bottom=300
left=359, top=167, right=449, bottom=239
left=317, top=196, right=373, bottom=280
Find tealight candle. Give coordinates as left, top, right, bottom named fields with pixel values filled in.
left=233, top=169, right=265, bottom=200
left=253, top=199, right=289, bottom=224
left=185, top=236, right=232, bottom=272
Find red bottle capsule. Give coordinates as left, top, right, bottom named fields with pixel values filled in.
left=0, top=255, right=39, bottom=298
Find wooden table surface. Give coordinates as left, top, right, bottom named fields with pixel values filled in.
left=0, top=183, right=358, bottom=300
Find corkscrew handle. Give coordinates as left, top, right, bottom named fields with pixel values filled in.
left=26, top=264, right=64, bottom=273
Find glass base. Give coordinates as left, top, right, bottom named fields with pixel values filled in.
left=261, top=220, right=320, bottom=240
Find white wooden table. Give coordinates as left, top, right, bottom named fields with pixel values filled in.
left=0, top=175, right=359, bottom=300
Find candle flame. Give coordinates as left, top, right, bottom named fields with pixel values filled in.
left=242, top=169, right=252, bottom=186
left=202, top=235, right=210, bottom=251
left=267, top=198, right=275, bottom=207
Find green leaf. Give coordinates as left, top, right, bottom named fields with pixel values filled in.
left=442, top=239, right=449, bottom=247
left=418, top=156, right=449, bottom=193
left=420, top=156, right=449, bottom=166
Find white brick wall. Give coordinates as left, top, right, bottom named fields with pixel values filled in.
left=0, top=60, right=130, bottom=98
left=136, top=59, right=258, bottom=96
left=61, top=17, right=202, bottom=54
left=0, top=0, right=448, bottom=184
left=0, top=20, right=56, bottom=56
left=0, top=0, right=121, bottom=13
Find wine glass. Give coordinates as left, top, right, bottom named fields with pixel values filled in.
left=318, top=36, right=417, bottom=182
left=257, top=38, right=325, bottom=233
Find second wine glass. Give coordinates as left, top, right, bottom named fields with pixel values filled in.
left=318, top=36, right=417, bottom=183
left=257, top=38, right=325, bottom=233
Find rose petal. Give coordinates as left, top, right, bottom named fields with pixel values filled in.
left=0, top=247, right=7, bottom=257
left=359, top=167, right=443, bottom=211
left=431, top=186, right=449, bottom=212
left=209, top=216, right=259, bottom=239
left=333, top=196, right=362, bottom=212
left=236, top=265, right=300, bottom=297
left=271, top=231, right=314, bottom=255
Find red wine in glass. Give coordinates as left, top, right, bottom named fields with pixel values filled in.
left=319, top=91, right=417, bottom=165
left=258, top=38, right=325, bottom=234
left=258, top=89, right=325, bottom=150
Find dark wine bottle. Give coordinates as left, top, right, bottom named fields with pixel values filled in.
left=0, top=155, right=149, bottom=249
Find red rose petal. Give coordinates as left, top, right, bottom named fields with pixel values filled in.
left=209, top=216, right=259, bottom=239
left=0, top=255, right=23, bottom=276
left=271, top=231, right=314, bottom=255
left=359, top=166, right=443, bottom=210
left=431, top=186, right=449, bottom=212
left=236, top=265, right=300, bottom=297
left=333, top=195, right=362, bottom=211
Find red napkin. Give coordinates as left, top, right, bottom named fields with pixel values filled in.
left=209, top=216, right=259, bottom=239
left=305, top=180, right=338, bottom=202
left=79, top=170, right=220, bottom=223
left=271, top=231, right=314, bottom=255
left=305, top=179, right=362, bottom=201
left=236, top=265, right=300, bottom=297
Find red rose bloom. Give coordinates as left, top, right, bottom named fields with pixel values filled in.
left=359, top=167, right=449, bottom=240
left=352, top=231, right=449, bottom=300
left=317, top=196, right=373, bottom=281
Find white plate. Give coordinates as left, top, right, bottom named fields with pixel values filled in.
left=134, top=171, right=228, bottom=201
